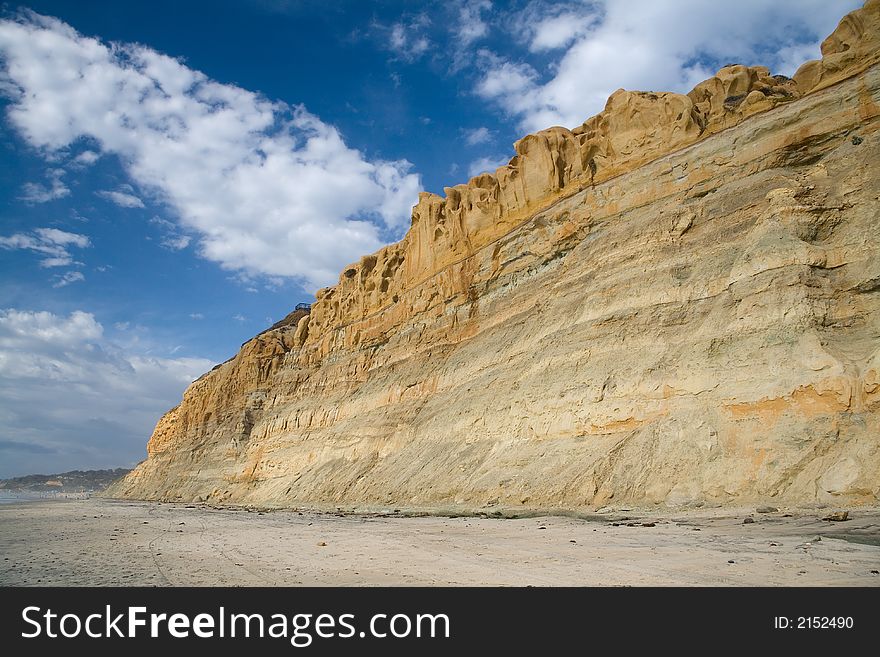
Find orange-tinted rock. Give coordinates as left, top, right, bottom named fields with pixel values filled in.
left=106, top=2, right=880, bottom=510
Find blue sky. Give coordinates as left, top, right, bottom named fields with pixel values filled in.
left=0, top=0, right=859, bottom=477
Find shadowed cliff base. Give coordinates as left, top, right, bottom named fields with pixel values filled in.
left=107, top=1, right=880, bottom=511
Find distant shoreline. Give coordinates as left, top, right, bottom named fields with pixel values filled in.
left=0, top=496, right=90, bottom=503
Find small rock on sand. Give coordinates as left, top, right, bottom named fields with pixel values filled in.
left=822, top=511, right=849, bottom=522
left=756, top=506, right=778, bottom=513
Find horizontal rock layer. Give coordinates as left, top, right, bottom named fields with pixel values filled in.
left=108, top=2, right=880, bottom=509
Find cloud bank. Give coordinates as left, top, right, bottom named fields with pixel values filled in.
left=0, top=308, right=214, bottom=477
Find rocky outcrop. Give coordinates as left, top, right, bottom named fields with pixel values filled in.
left=107, top=2, right=880, bottom=510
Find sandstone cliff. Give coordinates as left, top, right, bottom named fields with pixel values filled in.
left=107, top=2, right=880, bottom=510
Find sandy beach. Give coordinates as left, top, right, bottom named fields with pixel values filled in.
left=0, top=499, right=878, bottom=586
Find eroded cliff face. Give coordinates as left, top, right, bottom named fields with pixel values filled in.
left=108, top=2, right=880, bottom=509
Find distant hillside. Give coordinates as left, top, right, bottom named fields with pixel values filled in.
left=0, top=468, right=131, bottom=494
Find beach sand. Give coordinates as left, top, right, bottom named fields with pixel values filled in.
left=0, top=499, right=878, bottom=586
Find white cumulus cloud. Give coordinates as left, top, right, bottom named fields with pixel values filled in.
left=468, top=154, right=509, bottom=177
left=476, top=0, right=862, bottom=133
left=161, top=235, right=191, bottom=251
left=19, top=168, right=69, bottom=203
left=51, top=270, right=85, bottom=287
left=0, top=11, right=422, bottom=291
left=386, top=16, right=431, bottom=61
left=148, top=216, right=191, bottom=251
left=456, top=0, right=492, bottom=46
left=527, top=11, right=595, bottom=52
left=72, top=149, right=100, bottom=166
left=96, top=189, right=145, bottom=208
left=463, top=126, right=492, bottom=146
left=0, top=226, right=90, bottom=268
